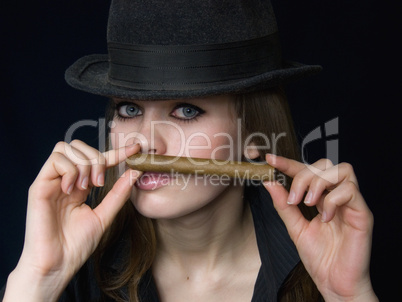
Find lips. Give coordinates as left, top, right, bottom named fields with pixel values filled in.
left=135, top=172, right=173, bottom=191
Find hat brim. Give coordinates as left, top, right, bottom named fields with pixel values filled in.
left=65, top=54, right=322, bottom=100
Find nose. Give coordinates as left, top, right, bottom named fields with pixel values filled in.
left=134, top=118, right=167, bottom=155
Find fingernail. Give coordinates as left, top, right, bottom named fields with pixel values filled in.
left=287, top=190, right=296, bottom=204
left=97, top=173, right=104, bottom=187
left=304, top=191, right=313, bottom=204
left=265, top=153, right=277, bottom=164
left=67, top=184, right=74, bottom=195
left=321, top=211, right=327, bottom=222
left=81, top=176, right=89, bottom=190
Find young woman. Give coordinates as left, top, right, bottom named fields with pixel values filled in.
left=2, top=0, right=378, bottom=301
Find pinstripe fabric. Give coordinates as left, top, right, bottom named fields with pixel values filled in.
left=0, top=185, right=299, bottom=301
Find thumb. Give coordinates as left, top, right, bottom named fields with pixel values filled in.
left=93, top=169, right=142, bottom=232
left=263, top=181, right=308, bottom=243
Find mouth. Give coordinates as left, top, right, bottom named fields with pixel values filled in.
left=135, top=171, right=174, bottom=191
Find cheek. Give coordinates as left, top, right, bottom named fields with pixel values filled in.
left=184, top=125, right=240, bottom=161
left=210, top=133, right=239, bottom=160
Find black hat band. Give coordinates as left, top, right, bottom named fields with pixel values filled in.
left=107, top=33, right=282, bottom=91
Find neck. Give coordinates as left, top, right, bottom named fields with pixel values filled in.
left=153, top=185, right=255, bottom=273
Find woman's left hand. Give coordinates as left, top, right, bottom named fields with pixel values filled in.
left=263, top=154, right=378, bottom=302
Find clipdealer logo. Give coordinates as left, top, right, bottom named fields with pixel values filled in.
left=62, top=116, right=340, bottom=185
left=300, top=117, right=339, bottom=182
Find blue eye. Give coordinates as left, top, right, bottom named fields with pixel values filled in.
left=180, top=107, right=197, bottom=118
left=172, top=104, right=205, bottom=120
left=117, top=103, right=142, bottom=118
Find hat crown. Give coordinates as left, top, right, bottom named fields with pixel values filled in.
left=107, top=0, right=278, bottom=45
left=65, top=0, right=321, bottom=99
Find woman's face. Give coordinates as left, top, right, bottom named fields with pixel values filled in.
left=110, top=95, right=244, bottom=219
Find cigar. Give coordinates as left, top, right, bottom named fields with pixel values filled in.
left=126, top=154, right=275, bottom=181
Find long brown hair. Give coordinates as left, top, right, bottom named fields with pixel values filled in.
left=92, top=87, right=321, bottom=301
left=235, top=88, right=322, bottom=301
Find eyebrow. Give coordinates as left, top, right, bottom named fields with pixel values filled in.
left=112, top=97, right=133, bottom=104
left=112, top=97, right=206, bottom=106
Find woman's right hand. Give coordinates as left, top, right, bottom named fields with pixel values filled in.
left=4, top=140, right=141, bottom=302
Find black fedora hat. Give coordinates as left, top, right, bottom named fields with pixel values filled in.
left=65, top=0, right=322, bottom=100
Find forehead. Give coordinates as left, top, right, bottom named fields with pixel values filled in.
left=113, top=95, right=236, bottom=112
left=112, top=94, right=234, bottom=104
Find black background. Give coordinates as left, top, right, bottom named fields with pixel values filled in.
left=0, top=1, right=400, bottom=300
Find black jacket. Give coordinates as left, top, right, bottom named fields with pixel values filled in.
left=1, top=185, right=300, bottom=301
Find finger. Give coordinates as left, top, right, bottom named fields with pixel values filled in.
left=304, top=163, right=360, bottom=206
left=267, top=154, right=334, bottom=177
left=263, top=181, right=309, bottom=243
left=265, top=154, right=306, bottom=178
left=53, top=141, right=92, bottom=190
left=285, top=158, right=334, bottom=205
left=313, top=193, right=326, bottom=214
left=93, top=169, right=142, bottom=231
left=53, top=141, right=92, bottom=166
left=94, top=143, right=140, bottom=187
left=266, top=154, right=306, bottom=205
left=320, top=181, right=371, bottom=228
left=103, top=143, right=141, bottom=168
left=62, top=141, right=140, bottom=188
left=37, top=152, right=79, bottom=195
left=69, top=140, right=107, bottom=188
